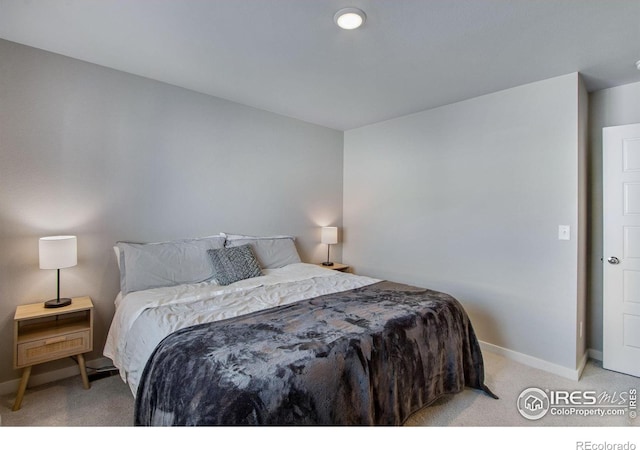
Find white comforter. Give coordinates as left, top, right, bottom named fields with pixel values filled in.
left=103, top=263, right=379, bottom=396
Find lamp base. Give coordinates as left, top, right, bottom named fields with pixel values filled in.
left=44, top=297, right=72, bottom=308
left=322, top=262, right=334, bottom=266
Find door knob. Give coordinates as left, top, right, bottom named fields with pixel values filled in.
left=607, top=256, right=620, bottom=265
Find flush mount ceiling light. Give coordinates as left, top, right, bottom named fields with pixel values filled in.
left=636, top=60, right=640, bottom=70
left=334, top=7, right=366, bottom=30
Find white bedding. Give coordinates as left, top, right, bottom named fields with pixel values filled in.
left=103, top=263, right=380, bottom=396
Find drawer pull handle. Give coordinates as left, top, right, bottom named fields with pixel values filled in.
left=44, top=336, right=67, bottom=345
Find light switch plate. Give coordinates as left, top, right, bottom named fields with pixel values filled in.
left=558, top=225, right=570, bottom=240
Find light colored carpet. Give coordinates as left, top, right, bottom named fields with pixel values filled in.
left=0, top=372, right=134, bottom=427
left=406, top=351, right=638, bottom=427
left=0, top=351, right=637, bottom=427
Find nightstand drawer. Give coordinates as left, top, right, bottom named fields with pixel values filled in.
left=16, top=330, right=91, bottom=367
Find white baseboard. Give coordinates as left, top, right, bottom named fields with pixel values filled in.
left=576, top=350, right=589, bottom=380
left=480, top=341, right=591, bottom=381
left=588, top=348, right=603, bottom=361
left=0, top=356, right=113, bottom=397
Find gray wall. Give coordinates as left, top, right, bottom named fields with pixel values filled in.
left=343, top=73, right=586, bottom=370
left=0, top=39, right=344, bottom=385
left=3, top=33, right=630, bottom=386
left=587, top=80, right=640, bottom=354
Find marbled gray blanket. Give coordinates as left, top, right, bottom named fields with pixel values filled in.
left=135, top=281, right=497, bottom=426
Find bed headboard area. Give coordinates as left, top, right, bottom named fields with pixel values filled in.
left=113, top=233, right=302, bottom=295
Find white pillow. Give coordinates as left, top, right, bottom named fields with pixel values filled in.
left=222, top=233, right=301, bottom=269
left=116, top=235, right=226, bottom=295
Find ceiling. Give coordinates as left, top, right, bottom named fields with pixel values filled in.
left=1, top=0, right=640, bottom=130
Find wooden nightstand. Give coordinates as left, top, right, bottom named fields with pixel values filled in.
left=12, top=296, right=93, bottom=411
left=317, top=263, right=350, bottom=272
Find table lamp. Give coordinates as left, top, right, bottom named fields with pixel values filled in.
left=39, top=235, right=77, bottom=308
left=321, top=227, right=338, bottom=266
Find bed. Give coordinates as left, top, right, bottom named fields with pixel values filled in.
left=103, top=233, right=496, bottom=426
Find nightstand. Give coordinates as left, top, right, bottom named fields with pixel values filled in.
left=317, top=263, right=350, bottom=272
left=12, top=296, right=93, bottom=411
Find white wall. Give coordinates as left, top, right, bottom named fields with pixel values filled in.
left=587, top=80, right=640, bottom=354
left=0, top=39, right=344, bottom=385
left=344, top=73, right=586, bottom=371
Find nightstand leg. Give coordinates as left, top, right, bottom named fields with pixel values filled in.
left=77, top=353, right=90, bottom=389
left=12, top=366, right=32, bottom=411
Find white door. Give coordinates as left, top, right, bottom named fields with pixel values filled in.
left=603, top=123, right=640, bottom=377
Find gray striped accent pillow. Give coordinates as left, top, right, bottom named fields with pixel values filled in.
left=207, top=244, right=262, bottom=286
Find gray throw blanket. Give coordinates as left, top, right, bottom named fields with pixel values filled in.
left=135, top=281, right=497, bottom=425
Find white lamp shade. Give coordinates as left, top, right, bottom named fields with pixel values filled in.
left=39, top=236, right=77, bottom=269
left=321, top=227, right=338, bottom=245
